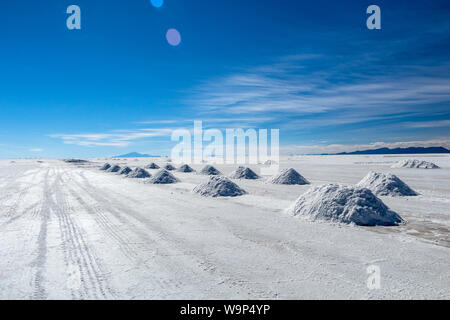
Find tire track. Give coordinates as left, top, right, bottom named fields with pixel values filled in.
left=70, top=170, right=260, bottom=297
left=62, top=171, right=187, bottom=293
left=69, top=171, right=212, bottom=293
left=64, top=183, right=140, bottom=262
left=28, top=166, right=114, bottom=299
left=32, top=169, right=51, bottom=300
left=1, top=202, right=40, bottom=226
left=50, top=167, right=115, bottom=299
left=0, top=170, right=44, bottom=220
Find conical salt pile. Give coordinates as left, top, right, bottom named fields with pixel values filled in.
left=268, top=168, right=309, bottom=185
left=229, top=166, right=260, bottom=179
left=357, top=171, right=418, bottom=197
left=100, top=163, right=111, bottom=171
left=146, top=162, right=160, bottom=169
left=193, top=176, right=246, bottom=197
left=199, top=165, right=221, bottom=175
left=119, top=166, right=132, bottom=175
left=146, top=169, right=179, bottom=184
left=391, top=159, right=440, bottom=169
left=127, top=168, right=151, bottom=179
left=287, top=184, right=404, bottom=226
left=178, top=164, right=195, bottom=173
left=107, top=165, right=121, bottom=173
left=163, top=164, right=176, bottom=171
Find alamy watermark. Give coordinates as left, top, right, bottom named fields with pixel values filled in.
left=65, top=4, right=380, bottom=31
left=366, top=265, right=381, bottom=290
left=66, top=5, right=81, bottom=30
left=171, top=121, right=279, bottom=175
left=367, top=5, right=381, bottom=30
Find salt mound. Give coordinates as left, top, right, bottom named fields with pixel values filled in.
left=146, top=162, right=160, bottom=169
left=268, top=168, right=309, bottom=185
left=100, top=163, right=111, bottom=171
left=127, top=168, right=151, bottom=179
left=146, top=169, right=179, bottom=184
left=288, top=184, right=404, bottom=226
left=119, top=166, right=132, bottom=175
left=193, top=176, right=246, bottom=197
left=163, top=164, right=176, bottom=171
left=199, top=165, right=222, bottom=175
left=357, top=171, right=418, bottom=197
left=229, top=166, right=260, bottom=179
left=107, top=165, right=121, bottom=173
left=391, top=159, right=440, bottom=169
left=178, top=164, right=195, bottom=173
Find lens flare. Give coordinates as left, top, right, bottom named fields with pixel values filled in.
left=166, top=28, right=181, bottom=46
left=150, top=0, right=164, bottom=8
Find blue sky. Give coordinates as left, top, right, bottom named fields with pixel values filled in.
left=0, top=0, right=449, bottom=157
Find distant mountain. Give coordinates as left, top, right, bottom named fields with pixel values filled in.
left=114, top=152, right=161, bottom=158
left=328, top=147, right=450, bottom=155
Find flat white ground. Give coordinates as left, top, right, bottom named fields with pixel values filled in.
left=0, top=155, right=449, bottom=299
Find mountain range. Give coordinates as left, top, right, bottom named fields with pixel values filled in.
left=326, top=146, right=450, bottom=155
left=114, top=152, right=161, bottom=158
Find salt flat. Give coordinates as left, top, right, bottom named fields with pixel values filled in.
left=0, top=155, right=449, bottom=299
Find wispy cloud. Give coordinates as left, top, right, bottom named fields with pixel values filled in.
left=49, top=128, right=173, bottom=147
left=136, top=117, right=274, bottom=125
left=49, top=117, right=278, bottom=148
left=191, top=71, right=450, bottom=116
left=186, top=55, right=450, bottom=132
left=404, top=120, right=450, bottom=128
left=48, top=50, right=450, bottom=151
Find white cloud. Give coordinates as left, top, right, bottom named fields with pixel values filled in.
left=187, top=55, right=450, bottom=130
left=136, top=117, right=274, bottom=125
left=404, top=120, right=450, bottom=128
left=30, top=148, right=43, bottom=152
left=134, top=120, right=181, bottom=125
left=49, top=128, right=173, bottom=147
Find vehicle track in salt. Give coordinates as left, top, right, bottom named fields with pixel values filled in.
left=73, top=168, right=273, bottom=298
left=31, top=168, right=51, bottom=299
left=0, top=169, right=44, bottom=221
left=64, top=170, right=188, bottom=295
left=49, top=167, right=115, bottom=299
left=62, top=175, right=141, bottom=262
